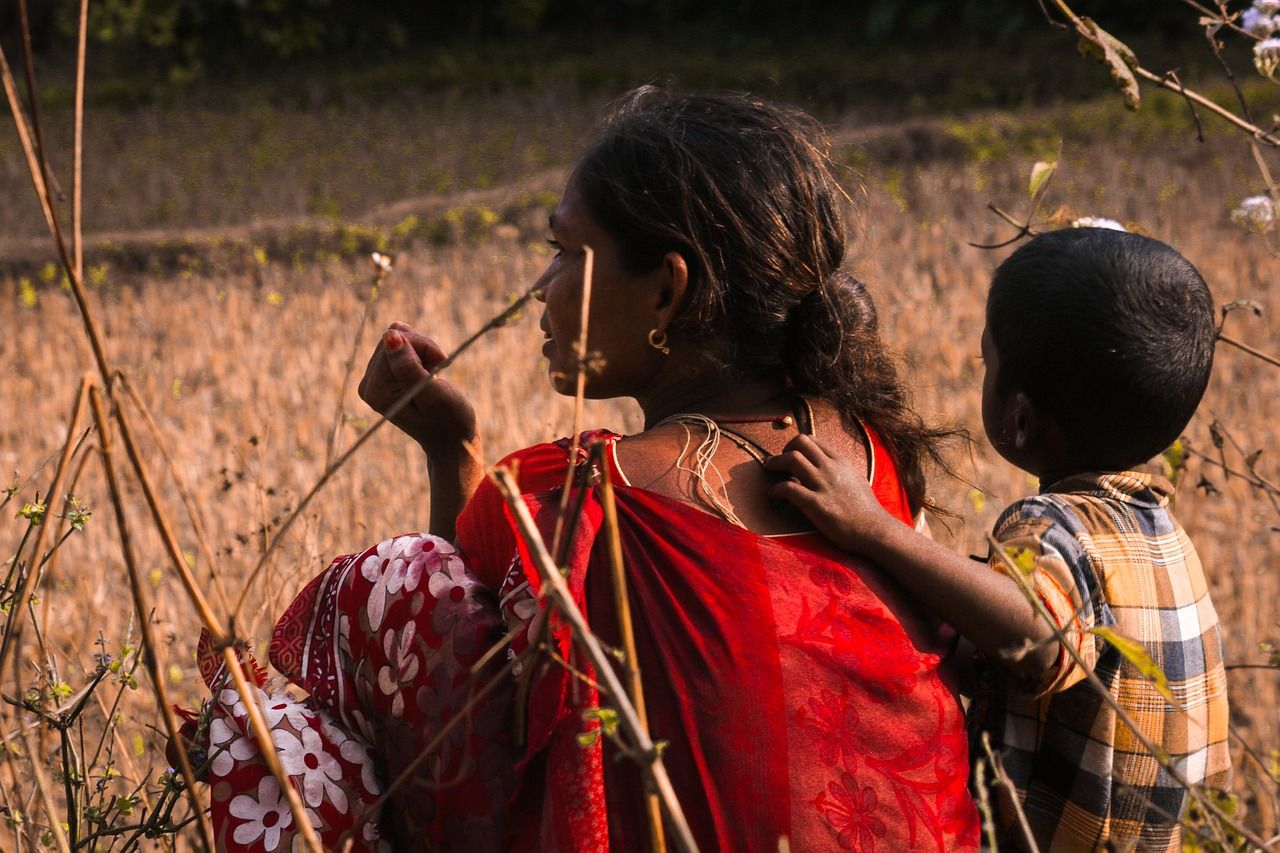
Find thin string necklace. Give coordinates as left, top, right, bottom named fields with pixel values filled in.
left=651, top=397, right=815, bottom=526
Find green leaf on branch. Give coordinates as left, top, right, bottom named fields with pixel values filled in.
left=17, top=497, right=47, bottom=525
left=1004, top=546, right=1038, bottom=577
left=1077, top=18, right=1141, bottom=110
left=1091, top=626, right=1181, bottom=708
left=1161, top=439, right=1188, bottom=485
left=1029, top=160, right=1057, bottom=201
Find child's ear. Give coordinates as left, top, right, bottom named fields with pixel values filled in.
left=1011, top=392, right=1037, bottom=451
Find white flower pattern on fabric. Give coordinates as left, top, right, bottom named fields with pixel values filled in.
left=209, top=717, right=259, bottom=779
left=361, top=535, right=448, bottom=631
left=229, top=776, right=295, bottom=849
left=339, top=737, right=382, bottom=796
left=377, top=622, right=421, bottom=718
left=274, top=726, right=348, bottom=811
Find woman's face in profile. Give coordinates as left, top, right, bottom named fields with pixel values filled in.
left=534, top=175, right=668, bottom=400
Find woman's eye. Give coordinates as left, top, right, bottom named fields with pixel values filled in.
left=546, top=239, right=564, bottom=258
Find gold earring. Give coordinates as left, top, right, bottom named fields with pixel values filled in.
left=647, top=328, right=670, bottom=355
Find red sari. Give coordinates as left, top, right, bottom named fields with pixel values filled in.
left=194, top=429, right=979, bottom=852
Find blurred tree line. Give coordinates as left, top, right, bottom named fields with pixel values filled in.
left=1, top=0, right=1195, bottom=73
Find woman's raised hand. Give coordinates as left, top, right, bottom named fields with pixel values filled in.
left=765, top=434, right=895, bottom=555
left=358, top=321, right=477, bottom=455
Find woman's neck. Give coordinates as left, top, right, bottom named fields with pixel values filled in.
left=636, top=371, right=791, bottom=430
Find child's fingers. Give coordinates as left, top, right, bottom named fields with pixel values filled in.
left=763, top=450, right=823, bottom=489
left=778, top=432, right=832, bottom=463
left=767, top=477, right=824, bottom=513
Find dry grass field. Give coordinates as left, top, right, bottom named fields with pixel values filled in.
left=1, top=84, right=1278, bottom=846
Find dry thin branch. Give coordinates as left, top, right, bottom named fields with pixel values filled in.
left=0, top=43, right=54, bottom=239
left=18, top=726, right=70, bottom=853
left=219, top=646, right=324, bottom=853
left=115, top=374, right=233, bottom=615
left=231, top=280, right=542, bottom=621
left=72, top=0, right=88, bottom=280
left=491, top=466, right=700, bottom=853
left=338, top=652, right=520, bottom=850
left=1050, top=0, right=1280, bottom=146
left=978, top=732, right=1041, bottom=853
left=987, top=534, right=1268, bottom=849
left=325, top=255, right=392, bottom=468
left=88, top=387, right=217, bottom=853
left=1218, top=332, right=1280, bottom=369
left=0, top=378, right=90, bottom=680
left=552, top=244, right=596, bottom=559
left=109, top=398, right=227, bottom=641
left=595, top=443, right=667, bottom=853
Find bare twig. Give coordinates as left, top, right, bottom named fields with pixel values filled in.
left=969, top=203, right=1036, bottom=250
left=978, top=732, right=1041, bottom=853
left=72, top=0, right=88, bottom=280
left=18, top=727, right=70, bottom=853
left=1218, top=332, right=1280, bottom=369
left=491, top=466, right=700, bottom=853
left=340, top=653, right=520, bottom=849
left=115, top=374, right=232, bottom=615
left=594, top=442, right=666, bottom=853
left=0, top=378, right=90, bottom=680
left=552, top=244, right=596, bottom=559
left=108, top=397, right=227, bottom=641
left=1166, top=70, right=1205, bottom=143
left=88, top=388, right=216, bottom=853
left=325, top=254, right=392, bottom=467
left=987, top=534, right=1268, bottom=849
left=219, top=646, right=323, bottom=853
left=231, top=280, right=542, bottom=621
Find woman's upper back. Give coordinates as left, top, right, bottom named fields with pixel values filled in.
left=454, top=427, right=979, bottom=851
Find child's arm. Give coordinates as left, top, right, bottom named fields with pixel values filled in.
left=765, top=434, right=1059, bottom=682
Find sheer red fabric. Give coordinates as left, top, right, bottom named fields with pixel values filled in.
left=195, top=427, right=979, bottom=852
left=456, top=429, right=979, bottom=852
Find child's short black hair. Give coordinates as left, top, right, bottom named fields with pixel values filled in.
left=987, top=227, right=1215, bottom=470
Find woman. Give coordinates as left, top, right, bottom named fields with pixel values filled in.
left=192, top=88, right=980, bottom=852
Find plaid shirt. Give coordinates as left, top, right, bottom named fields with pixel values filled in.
left=979, top=469, right=1231, bottom=852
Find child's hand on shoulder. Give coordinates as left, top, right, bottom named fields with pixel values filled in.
left=765, top=434, right=895, bottom=554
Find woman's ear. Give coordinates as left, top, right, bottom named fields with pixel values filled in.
left=652, top=251, right=690, bottom=330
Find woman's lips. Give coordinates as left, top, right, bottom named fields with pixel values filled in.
left=541, top=338, right=555, bottom=357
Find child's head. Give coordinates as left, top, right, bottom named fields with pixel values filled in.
left=983, top=227, right=1215, bottom=476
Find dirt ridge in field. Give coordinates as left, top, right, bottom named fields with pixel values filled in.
left=0, top=119, right=962, bottom=279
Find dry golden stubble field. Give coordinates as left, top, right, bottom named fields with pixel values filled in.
left=1, top=120, right=1277, bottom=841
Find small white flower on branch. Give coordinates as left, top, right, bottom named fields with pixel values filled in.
left=1071, top=216, right=1127, bottom=231
left=1230, top=194, right=1276, bottom=232
left=1254, top=0, right=1280, bottom=17
left=370, top=252, right=394, bottom=274
left=1254, top=37, right=1280, bottom=77
left=1242, top=7, right=1279, bottom=37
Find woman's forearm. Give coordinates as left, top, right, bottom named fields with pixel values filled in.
left=426, top=438, right=485, bottom=542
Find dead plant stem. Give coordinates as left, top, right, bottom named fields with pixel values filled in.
left=89, top=387, right=217, bottom=853
left=0, top=378, right=90, bottom=682
left=219, top=646, right=324, bottom=853
left=231, top=280, right=542, bottom=621
left=115, top=374, right=233, bottom=615
left=492, top=466, right=700, bottom=853
left=987, top=534, right=1267, bottom=849
left=596, top=444, right=667, bottom=853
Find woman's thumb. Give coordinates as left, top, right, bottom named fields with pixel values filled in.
left=383, top=330, right=427, bottom=378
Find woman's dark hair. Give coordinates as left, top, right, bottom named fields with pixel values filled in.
left=987, top=227, right=1215, bottom=470
left=573, top=86, right=954, bottom=514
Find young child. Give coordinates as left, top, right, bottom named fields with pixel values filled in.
left=766, top=227, right=1231, bottom=851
